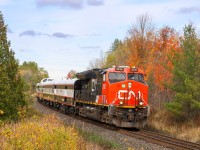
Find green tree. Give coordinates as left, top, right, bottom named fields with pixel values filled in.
left=165, top=24, right=200, bottom=120
left=0, top=12, right=27, bottom=120
left=104, top=39, right=125, bottom=68
left=110, top=39, right=122, bottom=52
left=19, top=61, right=49, bottom=92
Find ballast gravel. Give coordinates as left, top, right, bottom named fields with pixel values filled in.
left=33, top=100, right=171, bottom=150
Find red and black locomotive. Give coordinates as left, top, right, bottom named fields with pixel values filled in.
left=36, top=66, right=149, bottom=128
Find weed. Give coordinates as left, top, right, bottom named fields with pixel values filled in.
left=78, top=129, right=120, bottom=150
left=147, top=109, right=200, bottom=143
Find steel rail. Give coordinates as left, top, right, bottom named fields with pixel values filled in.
left=117, top=129, right=200, bottom=150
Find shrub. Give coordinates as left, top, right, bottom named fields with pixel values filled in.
left=0, top=115, right=85, bottom=150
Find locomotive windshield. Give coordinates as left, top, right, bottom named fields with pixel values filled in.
left=128, top=73, right=144, bottom=83
left=109, top=72, right=126, bottom=84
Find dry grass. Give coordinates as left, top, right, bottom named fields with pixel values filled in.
left=147, top=109, right=200, bottom=143
left=0, top=115, right=86, bottom=150
left=0, top=114, right=120, bottom=150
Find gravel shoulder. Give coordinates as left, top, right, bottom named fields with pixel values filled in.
left=33, top=99, right=171, bottom=150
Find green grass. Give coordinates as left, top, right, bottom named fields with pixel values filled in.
left=78, top=129, right=120, bottom=150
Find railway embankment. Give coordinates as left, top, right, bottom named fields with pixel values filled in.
left=32, top=99, right=170, bottom=150
left=2, top=99, right=199, bottom=149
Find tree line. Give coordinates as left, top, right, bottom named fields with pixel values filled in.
left=90, top=14, right=200, bottom=122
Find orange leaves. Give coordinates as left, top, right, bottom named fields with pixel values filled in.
left=124, top=25, right=181, bottom=89
left=151, top=27, right=180, bottom=89
left=104, top=16, right=181, bottom=93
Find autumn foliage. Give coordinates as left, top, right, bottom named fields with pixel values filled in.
left=103, top=14, right=200, bottom=121
left=104, top=14, right=181, bottom=108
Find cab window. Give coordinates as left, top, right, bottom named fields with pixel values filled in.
left=109, top=72, right=126, bottom=84
left=128, top=73, right=144, bottom=83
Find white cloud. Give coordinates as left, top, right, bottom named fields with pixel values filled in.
left=4, top=0, right=200, bottom=79
left=36, top=0, right=105, bottom=9
left=178, top=7, right=200, bottom=14
left=86, top=0, right=104, bottom=6
left=37, top=0, right=83, bottom=9
left=52, top=32, right=72, bottom=38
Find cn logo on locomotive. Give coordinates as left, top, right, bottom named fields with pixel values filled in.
left=118, top=90, right=142, bottom=100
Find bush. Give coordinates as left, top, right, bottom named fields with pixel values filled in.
left=0, top=115, right=85, bottom=150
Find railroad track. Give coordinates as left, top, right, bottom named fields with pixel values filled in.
left=117, top=129, right=200, bottom=150
left=37, top=100, right=200, bottom=150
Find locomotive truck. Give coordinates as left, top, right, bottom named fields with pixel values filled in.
left=36, top=66, right=149, bottom=128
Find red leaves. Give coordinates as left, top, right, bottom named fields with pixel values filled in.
left=125, top=26, right=181, bottom=89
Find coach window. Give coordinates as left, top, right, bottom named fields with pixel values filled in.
left=52, top=87, right=54, bottom=93
left=43, top=79, right=47, bottom=82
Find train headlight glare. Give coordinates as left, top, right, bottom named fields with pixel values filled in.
left=120, top=101, right=123, bottom=105
left=139, top=102, right=143, bottom=105
left=128, top=82, right=132, bottom=88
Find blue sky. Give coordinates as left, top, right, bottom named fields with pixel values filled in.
left=0, top=0, right=199, bottom=79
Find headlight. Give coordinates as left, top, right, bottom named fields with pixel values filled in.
left=120, top=101, right=123, bottom=105
left=139, top=102, right=143, bottom=105
left=128, top=82, right=132, bottom=88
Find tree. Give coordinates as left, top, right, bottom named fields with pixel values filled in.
left=147, top=26, right=180, bottom=108
left=103, top=14, right=155, bottom=69
left=110, top=39, right=122, bottom=52
left=127, top=13, right=155, bottom=70
left=67, top=69, right=77, bottom=79
left=88, top=50, right=105, bottom=69
left=152, top=26, right=179, bottom=89
left=104, top=39, right=129, bottom=68
left=165, top=24, right=200, bottom=120
left=0, top=12, right=27, bottom=120
left=19, top=61, right=49, bottom=92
